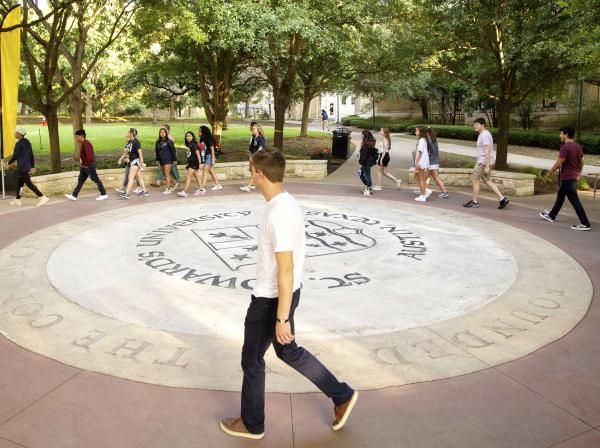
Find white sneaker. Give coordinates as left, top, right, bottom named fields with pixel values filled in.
left=171, top=182, right=179, bottom=191
left=194, top=188, right=206, bottom=195
left=412, top=189, right=421, bottom=195
left=177, top=191, right=188, bottom=197
left=65, top=194, right=77, bottom=201
left=211, top=184, right=223, bottom=191
left=240, top=186, right=251, bottom=192
left=96, top=194, right=108, bottom=201
left=424, top=189, right=432, bottom=199
left=249, top=185, right=256, bottom=190
left=414, top=195, right=427, bottom=202
left=163, top=188, right=172, bottom=195
left=372, top=185, right=382, bottom=191
left=36, top=196, right=49, bottom=207
left=9, top=199, right=22, bottom=206
left=115, top=187, right=125, bottom=193
left=134, top=187, right=142, bottom=194
left=396, top=180, right=402, bottom=189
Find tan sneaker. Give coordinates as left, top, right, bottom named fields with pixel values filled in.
left=36, top=196, right=49, bottom=207
left=8, top=199, right=22, bottom=206
left=332, top=390, right=359, bottom=431
left=219, top=417, right=264, bottom=440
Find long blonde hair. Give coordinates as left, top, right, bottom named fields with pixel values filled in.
left=253, top=123, right=265, bottom=137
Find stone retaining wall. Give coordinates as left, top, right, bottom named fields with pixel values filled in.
left=408, top=167, right=535, bottom=196
left=22, top=160, right=327, bottom=197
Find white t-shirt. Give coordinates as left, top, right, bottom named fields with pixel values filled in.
left=253, top=191, right=306, bottom=298
left=476, top=130, right=495, bottom=165
left=415, top=138, right=430, bottom=169
left=379, top=139, right=390, bottom=154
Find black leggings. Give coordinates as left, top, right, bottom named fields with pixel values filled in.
left=16, top=172, right=43, bottom=199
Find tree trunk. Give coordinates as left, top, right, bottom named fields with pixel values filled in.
left=273, top=98, right=287, bottom=150
left=169, top=97, right=176, bottom=120
left=419, top=97, right=429, bottom=120
left=300, top=89, right=313, bottom=137
left=211, top=120, right=223, bottom=151
left=69, top=89, right=84, bottom=161
left=495, top=100, right=511, bottom=170
left=20, top=102, right=28, bottom=115
left=245, top=96, right=251, bottom=119
left=46, top=108, right=62, bottom=174
left=84, top=91, right=93, bottom=124
left=452, top=94, right=460, bottom=125
left=152, top=106, right=158, bottom=124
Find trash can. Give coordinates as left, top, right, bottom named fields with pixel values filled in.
left=331, top=127, right=351, bottom=159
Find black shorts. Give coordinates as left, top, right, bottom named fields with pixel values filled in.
left=377, top=153, right=390, bottom=167
left=186, top=162, right=200, bottom=170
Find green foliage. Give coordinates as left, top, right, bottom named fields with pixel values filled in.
left=578, top=177, right=590, bottom=190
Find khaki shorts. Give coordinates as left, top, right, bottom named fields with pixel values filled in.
left=472, top=163, right=493, bottom=181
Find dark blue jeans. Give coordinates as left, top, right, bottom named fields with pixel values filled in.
left=72, top=163, right=106, bottom=197
left=549, top=179, right=590, bottom=227
left=360, top=165, right=372, bottom=187
left=241, top=289, right=354, bottom=434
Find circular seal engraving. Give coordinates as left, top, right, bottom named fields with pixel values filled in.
left=0, top=195, right=592, bottom=392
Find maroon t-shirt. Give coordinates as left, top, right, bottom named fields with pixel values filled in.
left=80, top=139, right=96, bottom=167
left=559, top=142, right=583, bottom=181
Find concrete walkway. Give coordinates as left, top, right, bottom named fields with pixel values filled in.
left=293, top=119, right=600, bottom=176
left=0, top=137, right=599, bottom=448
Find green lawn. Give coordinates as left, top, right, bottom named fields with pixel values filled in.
left=17, top=122, right=328, bottom=154
left=14, top=121, right=334, bottom=174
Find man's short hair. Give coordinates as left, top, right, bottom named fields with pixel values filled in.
left=559, top=126, right=575, bottom=138
left=251, top=148, right=285, bottom=183
left=74, top=129, right=86, bottom=138
left=474, top=118, right=486, bottom=126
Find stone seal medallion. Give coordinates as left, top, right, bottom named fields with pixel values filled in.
left=0, top=195, right=591, bottom=392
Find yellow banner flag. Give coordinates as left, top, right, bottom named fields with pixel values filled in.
left=1, top=6, right=21, bottom=159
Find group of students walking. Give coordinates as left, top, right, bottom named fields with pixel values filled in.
left=357, top=120, right=499, bottom=205
left=58, top=124, right=223, bottom=202
left=357, top=126, right=448, bottom=201
left=115, top=124, right=223, bottom=200
left=356, top=119, right=591, bottom=230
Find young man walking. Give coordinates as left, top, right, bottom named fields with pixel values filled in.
left=65, top=129, right=108, bottom=201
left=463, top=118, right=509, bottom=209
left=220, top=148, right=358, bottom=440
left=539, top=127, right=591, bottom=231
left=321, top=109, right=329, bottom=131
left=6, top=128, right=49, bottom=207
